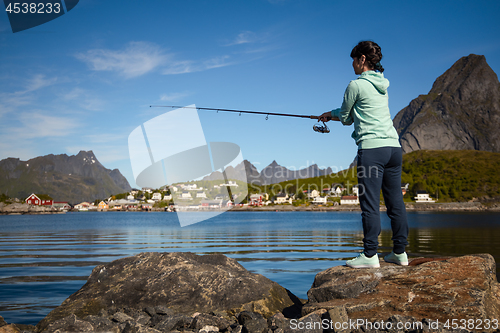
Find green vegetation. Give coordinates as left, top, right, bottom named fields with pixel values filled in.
left=250, top=150, right=500, bottom=203
left=401, top=150, right=500, bottom=202
left=0, top=193, right=11, bottom=203
left=249, top=165, right=358, bottom=199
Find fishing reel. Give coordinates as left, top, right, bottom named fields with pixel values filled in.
left=313, top=121, right=330, bottom=133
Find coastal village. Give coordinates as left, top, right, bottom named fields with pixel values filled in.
left=18, top=181, right=436, bottom=212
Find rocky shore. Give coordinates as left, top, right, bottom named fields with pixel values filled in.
left=0, top=203, right=62, bottom=215
left=1, top=252, right=500, bottom=333
left=2, top=201, right=498, bottom=215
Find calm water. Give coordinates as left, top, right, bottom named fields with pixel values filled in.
left=0, top=211, right=499, bottom=325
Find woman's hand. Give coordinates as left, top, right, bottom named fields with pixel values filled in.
left=318, top=111, right=332, bottom=122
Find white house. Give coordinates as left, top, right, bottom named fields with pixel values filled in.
left=220, top=181, right=238, bottom=187
left=127, top=194, right=135, bottom=200
left=152, top=193, right=162, bottom=201
left=201, top=199, right=222, bottom=209
left=275, top=193, right=290, bottom=204
left=163, top=194, right=172, bottom=201
left=249, top=194, right=263, bottom=205
left=180, top=191, right=192, bottom=199
left=401, top=183, right=410, bottom=196
left=196, top=191, right=207, bottom=198
left=340, top=196, right=359, bottom=205
left=352, top=185, right=359, bottom=197
left=312, top=196, right=327, bottom=204
left=415, top=191, right=435, bottom=203
left=183, top=184, right=197, bottom=190
left=74, top=202, right=91, bottom=211
left=331, top=187, right=343, bottom=197
left=142, top=187, right=153, bottom=193
left=306, top=189, right=320, bottom=198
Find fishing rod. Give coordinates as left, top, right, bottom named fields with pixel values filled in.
left=149, top=105, right=330, bottom=133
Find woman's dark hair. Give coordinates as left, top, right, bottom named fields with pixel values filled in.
left=350, top=41, right=384, bottom=72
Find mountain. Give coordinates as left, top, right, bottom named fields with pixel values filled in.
left=202, top=159, right=333, bottom=185
left=0, top=151, right=131, bottom=203
left=393, top=54, right=500, bottom=153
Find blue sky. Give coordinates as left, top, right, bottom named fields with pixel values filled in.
left=1, top=0, right=499, bottom=188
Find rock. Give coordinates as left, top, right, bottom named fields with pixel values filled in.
left=111, top=312, right=134, bottom=323
left=231, top=324, right=244, bottom=333
left=0, top=203, right=29, bottom=214
left=0, top=325, right=20, bottom=333
left=153, top=305, right=174, bottom=316
left=199, top=325, right=219, bottom=333
left=325, top=306, right=349, bottom=333
left=144, top=307, right=156, bottom=317
left=84, top=315, right=120, bottom=333
left=13, top=324, right=36, bottom=332
left=304, top=254, right=500, bottom=322
left=0, top=316, right=7, bottom=327
left=285, top=312, right=323, bottom=333
left=44, top=314, right=94, bottom=333
left=394, top=54, right=500, bottom=154
left=191, top=313, right=230, bottom=331
left=152, top=314, right=192, bottom=332
left=36, top=252, right=301, bottom=332
left=267, top=312, right=288, bottom=331
left=237, top=311, right=268, bottom=333
left=122, top=321, right=162, bottom=333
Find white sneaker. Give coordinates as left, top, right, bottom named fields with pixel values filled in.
left=346, top=253, right=380, bottom=268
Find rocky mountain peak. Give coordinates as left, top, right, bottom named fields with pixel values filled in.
left=76, top=150, right=101, bottom=167
left=393, top=54, right=500, bottom=154
left=429, top=54, right=499, bottom=98
left=0, top=151, right=131, bottom=203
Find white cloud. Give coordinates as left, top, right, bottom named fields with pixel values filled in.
left=76, top=41, right=168, bottom=78
left=76, top=41, right=235, bottom=77
left=60, top=87, right=105, bottom=111
left=162, top=55, right=233, bottom=75
left=162, top=60, right=196, bottom=75
left=8, top=113, right=79, bottom=139
left=0, top=141, right=37, bottom=161
left=0, top=74, right=58, bottom=117
left=227, top=31, right=258, bottom=46
left=204, top=55, right=232, bottom=69
left=24, top=74, right=58, bottom=92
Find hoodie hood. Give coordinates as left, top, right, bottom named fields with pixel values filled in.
left=358, top=71, right=389, bottom=94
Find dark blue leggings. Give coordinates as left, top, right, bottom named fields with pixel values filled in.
left=357, top=147, right=408, bottom=257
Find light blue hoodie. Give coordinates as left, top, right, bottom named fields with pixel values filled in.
left=331, top=71, right=400, bottom=149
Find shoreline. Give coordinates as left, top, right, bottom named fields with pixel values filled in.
left=228, top=201, right=499, bottom=212
left=1, top=201, right=499, bottom=215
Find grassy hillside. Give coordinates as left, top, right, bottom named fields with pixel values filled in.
left=401, top=150, right=500, bottom=202
left=250, top=150, right=500, bottom=203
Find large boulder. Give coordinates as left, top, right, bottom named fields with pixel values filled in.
left=36, top=252, right=301, bottom=332
left=304, top=254, right=500, bottom=322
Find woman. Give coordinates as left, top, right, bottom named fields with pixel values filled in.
left=318, top=41, right=409, bottom=268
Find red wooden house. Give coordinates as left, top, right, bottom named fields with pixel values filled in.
left=25, top=193, right=53, bottom=206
